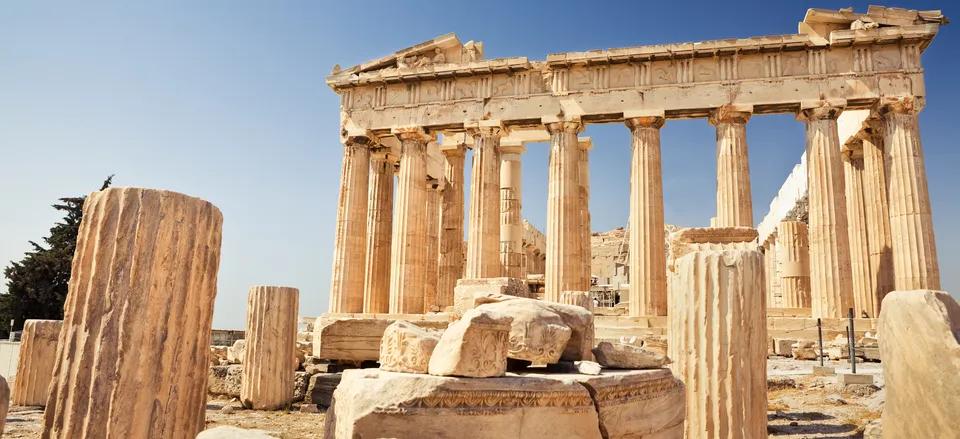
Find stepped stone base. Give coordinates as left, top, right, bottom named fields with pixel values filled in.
left=324, top=368, right=683, bottom=439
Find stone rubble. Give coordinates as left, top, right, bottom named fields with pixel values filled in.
left=592, top=342, right=671, bottom=369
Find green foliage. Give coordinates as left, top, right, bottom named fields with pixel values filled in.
left=0, top=176, right=114, bottom=336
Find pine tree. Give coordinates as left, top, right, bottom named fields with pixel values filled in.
left=0, top=176, right=114, bottom=336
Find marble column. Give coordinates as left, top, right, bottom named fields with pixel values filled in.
left=668, top=250, right=767, bottom=439
left=710, top=106, right=754, bottom=228
left=798, top=104, right=854, bottom=318
left=763, top=238, right=781, bottom=308
left=329, top=135, right=372, bottom=313
left=544, top=116, right=583, bottom=302
left=625, top=114, right=667, bottom=317
left=389, top=127, right=433, bottom=314
left=879, top=97, right=940, bottom=291
left=860, top=123, right=894, bottom=316
left=499, top=141, right=525, bottom=278
left=241, top=286, right=299, bottom=410
left=438, top=143, right=466, bottom=309
left=579, top=137, right=593, bottom=290
left=362, top=149, right=394, bottom=313
left=777, top=221, right=812, bottom=308
left=424, top=178, right=441, bottom=312
left=42, top=187, right=222, bottom=439
left=465, top=120, right=506, bottom=279
left=843, top=151, right=875, bottom=317
left=12, top=320, right=62, bottom=406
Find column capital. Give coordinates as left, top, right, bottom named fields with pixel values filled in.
left=342, top=128, right=379, bottom=147
left=577, top=137, right=593, bottom=151
left=624, top=110, right=665, bottom=130
left=874, top=96, right=925, bottom=117
left=500, top=139, right=527, bottom=155
left=796, top=99, right=847, bottom=121
left=542, top=115, right=583, bottom=134
left=391, top=126, right=436, bottom=142
left=370, top=147, right=398, bottom=164
left=708, top=104, right=753, bottom=125
left=465, top=119, right=509, bottom=137
left=440, top=143, right=467, bottom=157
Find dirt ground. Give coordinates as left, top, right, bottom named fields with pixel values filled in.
left=2, top=358, right=882, bottom=438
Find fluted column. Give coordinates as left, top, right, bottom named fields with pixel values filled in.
left=879, top=96, right=940, bottom=291
left=241, top=286, right=299, bottom=410
left=362, top=150, right=395, bottom=313
left=42, top=187, right=222, bottom=439
left=579, top=138, right=593, bottom=290
left=777, top=221, right=812, bottom=308
left=389, top=127, right=433, bottom=314
left=668, top=250, right=767, bottom=439
left=499, top=142, right=525, bottom=278
left=424, top=178, right=441, bottom=312
left=625, top=114, right=667, bottom=317
left=465, top=120, right=506, bottom=279
left=710, top=106, right=754, bottom=227
left=763, top=238, right=781, bottom=308
left=843, top=151, right=874, bottom=316
left=329, top=135, right=372, bottom=313
left=544, top=116, right=583, bottom=302
left=438, top=144, right=466, bottom=309
left=798, top=104, right=853, bottom=318
left=860, top=123, right=894, bottom=316
left=13, top=320, right=62, bottom=406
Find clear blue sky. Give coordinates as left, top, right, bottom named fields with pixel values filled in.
left=1, top=1, right=955, bottom=329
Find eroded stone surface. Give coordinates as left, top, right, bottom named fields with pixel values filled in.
left=473, top=293, right=594, bottom=362
left=475, top=300, right=571, bottom=364
left=379, top=321, right=441, bottom=374
left=241, top=286, right=300, bottom=410
left=592, top=342, right=670, bottom=369
left=879, top=290, right=960, bottom=438
left=429, top=308, right=512, bottom=378
left=453, top=277, right=529, bottom=317
left=313, top=314, right=450, bottom=362
left=12, top=320, right=62, bottom=406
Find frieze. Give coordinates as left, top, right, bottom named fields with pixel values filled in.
left=395, top=389, right=594, bottom=410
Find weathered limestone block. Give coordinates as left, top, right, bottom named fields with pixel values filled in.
left=452, top=277, right=528, bottom=317
left=379, top=321, right=441, bottom=374
left=313, top=313, right=450, bottom=362
left=560, top=291, right=596, bottom=361
left=0, top=375, right=8, bottom=435
left=666, top=227, right=758, bottom=272
left=668, top=250, right=767, bottom=439
left=294, top=341, right=312, bottom=370
left=879, top=290, right=960, bottom=438
left=241, top=286, right=300, bottom=410
left=293, top=371, right=309, bottom=402
left=473, top=293, right=594, bottom=361
left=792, top=340, right=820, bottom=361
left=773, top=338, right=798, bottom=357
left=197, top=426, right=277, bottom=439
left=428, top=308, right=512, bottom=378
left=41, top=187, right=222, bottom=439
left=210, top=346, right=228, bottom=366
left=208, top=365, right=243, bottom=398
left=306, top=373, right=342, bottom=408
left=592, top=342, right=670, bottom=369
left=568, top=369, right=685, bottom=439
left=227, top=339, right=246, bottom=364
left=474, top=300, right=572, bottom=364
left=12, top=319, right=62, bottom=406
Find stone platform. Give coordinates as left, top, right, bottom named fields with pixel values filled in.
left=324, top=368, right=684, bottom=439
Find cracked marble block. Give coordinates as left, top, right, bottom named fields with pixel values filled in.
left=379, top=321, right=441, bottom=374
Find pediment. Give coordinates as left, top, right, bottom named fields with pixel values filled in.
left=328, top=33, right=485, bottom=79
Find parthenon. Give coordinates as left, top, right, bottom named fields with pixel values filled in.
left=327, top=5, right=946, bottom=320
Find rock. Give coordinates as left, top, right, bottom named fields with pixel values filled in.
left=473, top=300, right=572, bottom=364
left=306, top=373, right=342, bottom=408
left=452, top=277, right=530, bottom=317
left=825, top=394, right=846, bottom=405
left=592, top=342, right=671, bottom=369
left=379, top=321, right=441, bottom=374
left=576, top=361, right=602, bottom=375
left=197, top=426, right=278, bottom=438
left=863, top=418, right=882, bottom=439
left=210, top=345, right=229, bottom=366
left=472, top=293, right=594, bottom=361
left=295, top=341, right=312, bottom=370
left=773, top=338, right=797, bottom=357
left=293, top=371, right=310, bottom=402
left=640, top=334, right=668, bottom=356
left=792, top=340, right=821, bottom=360
left=428, top=308, right=512, bottom=378
left=767, top=378, right=797, bottom=391
left=878, top=290, right=960, bottom=438
left=220, top=406, right=235, bottom=414
left=300, top=404, right=319, bottom=414
left=208, top=365, right=243, bottom=398
left=228, top=339, right=247, bottom=364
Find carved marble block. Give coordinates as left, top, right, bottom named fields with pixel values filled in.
left=241, top=286, right=300, bottom=410
left=41, top=187, right=223, bottom=439
left=12, top=319, right=62, bottom=406
left=475, top=300, right=572, bottom=364
left=379, top=321, right=441, bottom=374
left=428, top=308, right=512, bottom=378
left=668, top=250, right=767, bottom=439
